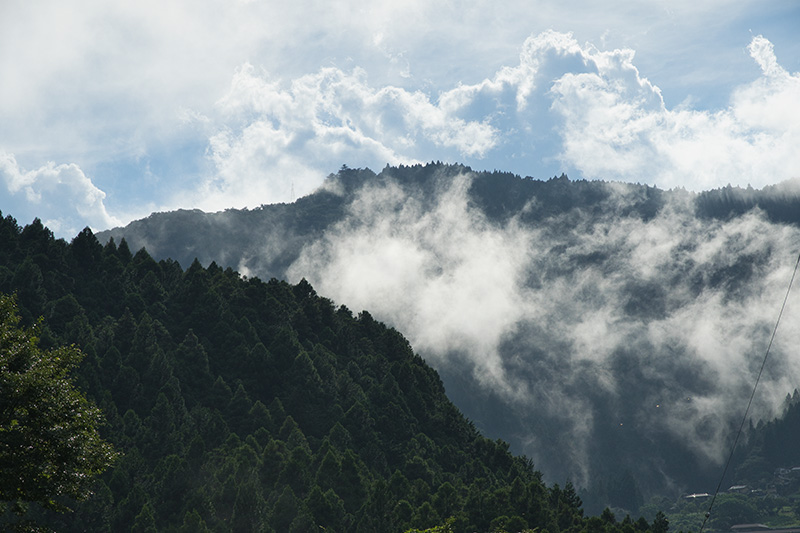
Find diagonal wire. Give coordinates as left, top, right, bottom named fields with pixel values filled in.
left=699, top=251, right=800, bottom=533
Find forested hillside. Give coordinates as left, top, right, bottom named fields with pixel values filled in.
left=0, top=213, right=671, bottom=532
left=97, top=163, right=800, bottom=512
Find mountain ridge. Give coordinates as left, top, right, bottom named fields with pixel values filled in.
left=94, top=163, right=800, bottom=512
left=1, top=215, right=591, bottom=531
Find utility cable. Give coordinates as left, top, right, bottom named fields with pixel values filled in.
left=699, top=251, right=800, bottom=533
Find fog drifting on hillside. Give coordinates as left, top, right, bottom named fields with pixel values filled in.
left=288, top=170, right=800, bottom=488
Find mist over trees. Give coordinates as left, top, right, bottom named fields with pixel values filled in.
left=0, top=214, right=682, bottom=531
left=98, top=163, right=800, bottom=513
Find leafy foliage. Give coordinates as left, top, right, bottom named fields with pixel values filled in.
left=0, top=294, right=117, bottom=513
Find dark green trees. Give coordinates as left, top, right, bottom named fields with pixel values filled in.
left=0, top=294, right=117, bottom=511
left=0, top=215, right=673, bottom=532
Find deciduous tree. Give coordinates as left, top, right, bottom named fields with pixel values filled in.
left=0, top=294, right=117, bottom=511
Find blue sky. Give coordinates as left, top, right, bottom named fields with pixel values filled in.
left=1, top=0, right=799, bottom=237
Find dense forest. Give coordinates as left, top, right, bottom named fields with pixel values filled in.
left=97, top=163, right=800, bottom=512
left=0, top=212, right=675, bottom=532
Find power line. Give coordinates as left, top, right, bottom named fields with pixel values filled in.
left=699, top=251, right=800, bottom=533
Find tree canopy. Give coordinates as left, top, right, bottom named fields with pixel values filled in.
left=0, top=294, right=117, bottom=512
left=0, top=212, right=678, bottom=532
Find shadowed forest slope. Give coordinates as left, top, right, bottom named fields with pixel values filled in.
left=97, top=163, right=800, bottom=512
left=0, top=214, right=677, bottom=532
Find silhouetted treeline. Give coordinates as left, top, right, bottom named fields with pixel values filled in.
left=696, top=180, right=800, bottom=224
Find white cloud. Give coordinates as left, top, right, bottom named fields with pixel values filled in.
left=0, top=152, right=120, bottom=236
left=733, top=36, right=800, bottom=133
left=201, top=30, right=800, bottom=215
left=196, top=64, right=499, bottom=210
left=289, top=172, right=535, bottom=398
left=549, top=34, right=800, bottom=190
left=2, top=0, right=797, bottom=228
left=749, top=35, right=784, bottom=78
left=286, top=169, right=800, bottom=484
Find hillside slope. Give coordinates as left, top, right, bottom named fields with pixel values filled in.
left=97, top=163, right=800, bottom=511
left=0, top=214, right=660, bottom=532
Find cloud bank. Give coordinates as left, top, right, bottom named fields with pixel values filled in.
left=2, top=4, right=799, bottom=236
left=198, top=64, right=497, bottom=210
left=288, top=169, right=800, bottom=488
left=200, top=31, right=800, bottom=217
left=553, top=34, right=800, bottom=190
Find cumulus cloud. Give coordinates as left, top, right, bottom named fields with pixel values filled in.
left=197, top=64, right=498, bottom=210
left=199, top=30, right=800, bottom=217
left=441, top=30, right=800, bottom=190
left=733, top=36, right=800, bottom=133
left=4, top=0, right=798, bottom=230
left=0, top=152, right=120, bottom=236
left=549, top=33, right=800, bottom=190
left=287, top=170, right=800, bottom=487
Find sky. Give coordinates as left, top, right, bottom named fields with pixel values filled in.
left=1, top=0, right=800, bottom=238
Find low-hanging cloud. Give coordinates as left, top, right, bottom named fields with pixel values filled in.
left=287, top=169, right=800, bottom=489
left=290, top=172, right=534, bottom=397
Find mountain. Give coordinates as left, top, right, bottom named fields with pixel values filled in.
left=97, top=164, right=664, bottom=283
left=97, top=163, right=800, bottom=512
left=0, top=214, right=671, bottom=532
